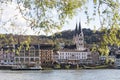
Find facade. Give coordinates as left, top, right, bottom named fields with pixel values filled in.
left=53, top=51, right=59, bottom=62
left=40, top=44, right=54, bottom=67
left=115, top=50, right=120, bottom=68
left=91, top=52, right=100, bottom=65
left=58, top=22, right=93, bottom=65
left=0, top=46, right=14, bottom=65
left=0, top=44, right=54, bottom=67
left=14, top=44, right=41, bottom=67
left=58, top=50, right=92, bottom=64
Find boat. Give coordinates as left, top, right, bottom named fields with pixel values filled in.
left=11, top=65, right=43, bottom=70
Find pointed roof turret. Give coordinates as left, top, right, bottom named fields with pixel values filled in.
left=75, top=23, right=78, bottom=35
left=79, top=22, right=82, bottom=34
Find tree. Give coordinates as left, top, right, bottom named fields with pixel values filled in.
left=0, top=0, right=86, bottom=34
left=84, top=0, right=120, bottom=56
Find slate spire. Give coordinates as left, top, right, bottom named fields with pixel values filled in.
left=75, top=23, right=78, bottom=35
left=79, top=22, right=81, bottom=34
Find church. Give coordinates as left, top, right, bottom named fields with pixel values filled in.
left=57, top=22, right=93, bottom=65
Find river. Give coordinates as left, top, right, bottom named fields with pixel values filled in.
left=0, top=69, right=120, bottom=80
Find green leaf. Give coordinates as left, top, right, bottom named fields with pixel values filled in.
left=93, top=0, right=97, bottom=4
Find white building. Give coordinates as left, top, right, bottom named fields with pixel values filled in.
left=58, top=50, right=92, bottom=64
left=57, top=22, right=93, bottom=65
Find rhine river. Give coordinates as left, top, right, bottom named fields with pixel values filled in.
left=0, top=69, right=120, bottom=80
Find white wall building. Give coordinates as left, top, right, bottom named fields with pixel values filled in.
left=58, top=50, right=92, bottom=64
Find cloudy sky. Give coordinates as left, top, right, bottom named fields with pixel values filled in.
left=0, top=1, right=100, bottom=35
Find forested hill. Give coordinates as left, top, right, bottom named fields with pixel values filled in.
left=49, top=28, right=103, bottom=44
left=0, top=28, right=103, bottom=45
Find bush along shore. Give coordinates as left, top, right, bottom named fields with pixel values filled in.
left=0, top=64, right=115, bottom=70
left=41, top=63, right=115, bottom=70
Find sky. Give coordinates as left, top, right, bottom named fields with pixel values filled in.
left=62, top=0, right=101, bottom=31
left=0, top=1, right=101, bottom=35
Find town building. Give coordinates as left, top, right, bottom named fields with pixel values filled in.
left=58, top=50, right=92, bottom=64
left=0, top=43, right=54, bottom=68
left=0, top=45, right=14, bottom=65
left=91, top=51, right=100, bottom=65
left=53, top=51, right=59, bottom=63
left=14, top=44, right=41, bottom=68
left=114, top=49, right=120, bottom=68
left=40, top=44, right=54, bottom=67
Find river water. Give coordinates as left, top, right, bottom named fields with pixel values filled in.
left=0, top=69, right=120, bottom=80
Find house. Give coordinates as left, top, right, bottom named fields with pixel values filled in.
left=58, top=49, right=92, bottom=65
left=40, top=44, right=54, bottom=67
left=14, top=44, right=41, bottom=67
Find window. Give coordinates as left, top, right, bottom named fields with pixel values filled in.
left=4, top=60, right=6, bottom=62
left=25, top=58, right=29, bottom=62
left=79, top=43, right=83, bottom=45
left=25, top=50, right=29, bottom=56
left=35, top=58, right=39, bottom=62
left=20, top=47, right=25, bottom=56
left=16, top=58, right=19, bottom=62
left=30, top=58, right=34, bottom=62
left=79, top=38, right=83, bottom=40
left=35, top=50, right=39, bottom=56
left=20, top=58, right=24, bottom=62
left=29, top=46, right=35, bottom=56
left=20, top=51, right=24, bottom=56
left=79, top=34, right=82, bottom=36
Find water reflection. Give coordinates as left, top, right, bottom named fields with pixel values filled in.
left=0, top=69, right=120, bottom=80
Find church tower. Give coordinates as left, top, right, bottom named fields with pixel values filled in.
left=73, top=22, right=85, bottom=51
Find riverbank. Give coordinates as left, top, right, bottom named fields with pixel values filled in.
left=0, top=65, right=12, bottom=70
left=0, top=64, right=115, bottom=70
left=82, top=65, right=114, bottom=69
left=42, top=65, right=115, bottom=70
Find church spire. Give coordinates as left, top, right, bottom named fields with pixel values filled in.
left=79, top=22, right=81, bottom=34
left=75, top=23, right=78, bottom=35
left=73, top=21, right=85, bottom=51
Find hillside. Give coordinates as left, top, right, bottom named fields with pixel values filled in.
left=0, top=28, right=103, bottom=46
left=50, top=28, right=103, bottom=44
